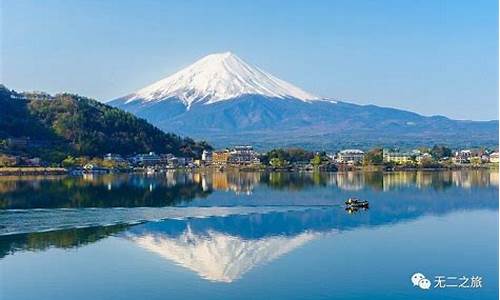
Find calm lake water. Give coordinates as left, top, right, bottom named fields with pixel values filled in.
left=0, top=170, right=498, bottom=300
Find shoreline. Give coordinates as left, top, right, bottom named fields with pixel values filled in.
left=0, top=164, right=497, bottom=177
left=0, top=167, right=68, bottom=176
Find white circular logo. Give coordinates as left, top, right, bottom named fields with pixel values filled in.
left=411, top=273, right=430, bottom=290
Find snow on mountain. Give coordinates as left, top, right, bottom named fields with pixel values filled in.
left=131, top=226, right=332, bottom=283
left=109, top=52, right=498, bottom=149
left=123, top=52, right=321, bottom=109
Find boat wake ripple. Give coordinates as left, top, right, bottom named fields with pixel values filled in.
left=0, top=206, right=330, bottom=236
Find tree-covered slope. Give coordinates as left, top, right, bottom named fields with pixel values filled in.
left=0, top=85, right=211, bottom=161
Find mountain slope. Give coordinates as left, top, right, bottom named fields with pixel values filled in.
left=0, top=85, right=211, bottom=161
left=109, top=53, right=498, bottom=149
left=115, top=52, right=320, bottom=109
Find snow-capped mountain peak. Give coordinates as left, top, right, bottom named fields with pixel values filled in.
left=124, top=52, right=320, bottom=108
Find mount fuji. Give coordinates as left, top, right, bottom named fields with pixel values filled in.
left=109, top=52, right=498, bottom=149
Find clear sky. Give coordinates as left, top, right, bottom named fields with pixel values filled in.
left=1, top=0, right=498, bottom=120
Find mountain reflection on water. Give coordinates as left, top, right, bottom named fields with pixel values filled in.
left=128, top=211, right=333, bottom=283
left=0, top=170, right=498, bottom=284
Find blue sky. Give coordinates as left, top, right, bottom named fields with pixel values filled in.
left=1, top=0, right=498, bottom=120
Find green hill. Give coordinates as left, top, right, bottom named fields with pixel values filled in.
left=0, top=85, right=211, bottom=162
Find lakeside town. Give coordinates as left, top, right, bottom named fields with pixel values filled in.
left=0, top=138, right=498, bottom=175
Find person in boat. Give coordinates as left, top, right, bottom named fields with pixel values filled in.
left=345, top=197, right=369, bottom=208
left=345, top=197, right=359, bottom=205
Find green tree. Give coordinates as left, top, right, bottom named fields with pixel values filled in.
left=61, top=156, right=77, bottom=167
left=470, top=157, right=482, bottom=166
left=270, top=157, right=287, bottom=168
left=364, top=148, right=383, bottom=165
left=0, top=86, right=212, bottom=163
left=311, top=155, right=322, bottom=167
left=430, top=145, right=452, bottom=160
left=419, top=157, right=435, bottom=168
left=264, top=148, right=315, bottom=165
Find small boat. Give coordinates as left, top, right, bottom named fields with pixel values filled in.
left=345, top=197, right=369, bottom=209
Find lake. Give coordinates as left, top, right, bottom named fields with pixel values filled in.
left=0, top=170, right=498, bottom=299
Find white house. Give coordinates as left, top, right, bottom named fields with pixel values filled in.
left=337, top=149, right=365, bottom=164
left=202, top=150, right=212, bottom=162
left=489, top=152, right=499, bottom=163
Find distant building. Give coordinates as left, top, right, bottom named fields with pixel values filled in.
left=229, top=145, right=260, bottom=165
left=167, top=156, right=181, bottom=168
left=337, top=149, right=365, bottom=164
left=104, top=153, right=126, bottom=163
left=201, top=150, right=212, bottom=162
left=83, top=163, right=108, bottom=174
left=185, top=157, right=194, bottom=166
left=130, top=152, right=162, bottom=166
left=383, top=149, right=412, bottom=164
left=83, top=163, right=95, bottom=170
left=453, top=150, right=471, bottom=164
left=416, top=153, right=433, bottom=164
left=211, top=146, right=259, bottom=166
left=169, top=157, right=193, bottom=167
left=160, top=153, right=174, bottom=165
left=411, top=149, right=421, bottom=156
left=25, top=157, right=41, bottom=166
left=326, top=153, right=336, bottom=161
left=0, top=154, right=20, bottom=167
left=212, top=150, right=231, bottom=165
left=489, top=152, right=499, bottom=163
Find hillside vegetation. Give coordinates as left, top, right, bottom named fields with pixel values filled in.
left=0, top=85, right=211, bottom=162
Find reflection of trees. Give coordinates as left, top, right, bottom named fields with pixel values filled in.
left=0, top=224, right=129, bottom=258
left=362, top=172, right=384, bottom=191
left=258, top=170, right=497, bottom=192
left=0, top=175, right=64, bottom=193
left=261, top=172, right=328, bottom=191
left=382, top=171, right=496, bottom=191
left=0, top=180, right=17, bottom=194
left=0, top=174, right=211, bottom=209
left=0, top=170, right=496, bottom=208
left=1, top=173, right=497, bottom=260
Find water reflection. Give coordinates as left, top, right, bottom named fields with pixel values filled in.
left=128, top=211, right=332, bottom=282
left=1, top=171, right=497, bottom=300
left=0, top=170, right=497, bottom=209
left=197, top=171, right=261, bottom=195
left=2, top=184, right=497, bottom=277
left=0, top=224, right=130, bottom=259
left=0, top=173, right=210, bottom=209
left=0, top=170, right=498, bottom=282
left=125, top=183, right=497, bottom=281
